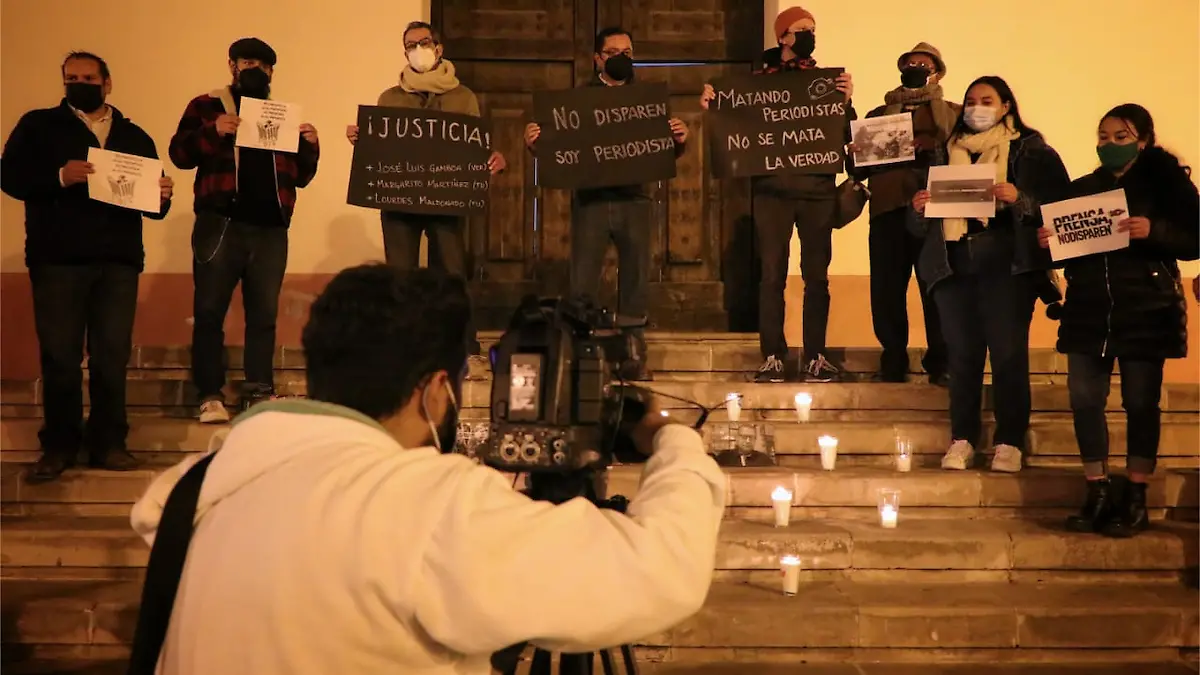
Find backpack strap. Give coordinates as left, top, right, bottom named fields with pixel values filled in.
left=126, top=452, right=217, bottom=675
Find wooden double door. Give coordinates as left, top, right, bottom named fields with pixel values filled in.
left=431, top=0, right=764, bottom=331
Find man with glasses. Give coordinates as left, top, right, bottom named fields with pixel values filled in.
left=523, top=27, right=690, bottom=380
left=346, top=21, right=505, bottom=358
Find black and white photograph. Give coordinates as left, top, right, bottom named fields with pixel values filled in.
left=925, top=163, right=997, bottom=218
left=850, top=112, right=915, bottom=167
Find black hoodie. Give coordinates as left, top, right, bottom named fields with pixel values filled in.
left=1, top=100, right=169, bottom=270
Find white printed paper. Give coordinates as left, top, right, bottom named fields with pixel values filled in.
left=235, top=97, right=301, bottom=153
left=86, top=147, right=163, bottom=213
left=850, top=113, right=915, bottom=167
left=1041, top=189, right=1131, bottom=262
left=925, top=163, right=997, bottom=219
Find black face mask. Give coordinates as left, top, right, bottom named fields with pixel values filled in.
left=65, top=82, right=105, bottom=113
left=901, top=66, right=931, bottom=90
left=236, top=67, right=271, bottom=98
left=789, top=31, right=816, bottom=59
left=603, top=54, right=634, bottom=82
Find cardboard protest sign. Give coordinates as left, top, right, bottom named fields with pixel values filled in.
left=1041, top=189, right=1131, bottom=262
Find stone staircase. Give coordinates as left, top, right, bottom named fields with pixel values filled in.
left=1, top=334, right=1198, bottom=674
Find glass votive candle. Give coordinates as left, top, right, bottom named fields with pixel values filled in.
left=878, top=488, right=901, bottom=529
left=818, top=435, right=838, bottom=470
left=794, top=392, right=812, bottom=423
left=895, top=437, right=913, bottom=473
left=780, top=554, right=801, bottom=596
left=725, top=392, right=742, bottom=423
left=771, top=486, right=793, bottom=527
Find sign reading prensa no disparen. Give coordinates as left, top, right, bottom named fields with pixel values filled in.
left=347, top=106, right=492, bottom=216
left=533, top=83, right=677, bottom=190
left=707, top=68, right=848, bottom=178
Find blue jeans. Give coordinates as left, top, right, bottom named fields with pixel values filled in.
left=933, top=236, right=1036, bottom=448
left=1068, top=354, right=1164, bottom=476
left=190, top=214, right=289, bottom=401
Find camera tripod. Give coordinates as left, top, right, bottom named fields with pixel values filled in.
left=492, top=470, right=640, bottom=675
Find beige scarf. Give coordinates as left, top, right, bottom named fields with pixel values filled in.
left=399, top=59, right=462, bottom=95
left=942, top=118, right=1020, bottom=241
left=883, top=85, right=957, bottom=142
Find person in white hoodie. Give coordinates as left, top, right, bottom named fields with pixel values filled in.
left=130, top=263, right=727, bottom=675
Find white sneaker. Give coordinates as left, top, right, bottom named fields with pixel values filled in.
left=198, top=400, right=231, bottom=425
left=990, top=444, right=1023, bottom=473
left=941, top=440, right=975, bottom=470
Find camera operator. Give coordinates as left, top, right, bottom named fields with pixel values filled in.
left=129, top=264, right=727, bottom=675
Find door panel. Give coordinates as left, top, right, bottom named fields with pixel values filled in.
left=432, top=0, right=762, bottom=330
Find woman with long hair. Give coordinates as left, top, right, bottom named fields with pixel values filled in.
left=1040, top=104, right=1199, bottom=537
left=909, top=76, right=1070, bottom=473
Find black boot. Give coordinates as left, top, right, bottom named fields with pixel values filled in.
left=1065, top=478, right=1113, bottom=533
left=1105, top=481, right=1149, bottom=538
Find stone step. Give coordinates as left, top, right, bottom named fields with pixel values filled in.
left=3, top=417, right=1196, bottom=460
left=1, top=578, right=1195, bottom=651
left=119, top=336, right=1074, bottom=375
left=3, top=380, right=1197, bottom=414
left=2, top=462, right=1196, bottom=519
left=3, top=516, right=1196, bottom=579
left=2, top=658, right=1197, bottom=675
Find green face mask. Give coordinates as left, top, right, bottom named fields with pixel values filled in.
left=1097, top=142, right=1140, bottom=171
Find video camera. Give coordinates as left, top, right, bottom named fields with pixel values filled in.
left=479, top=295, right=651, bottom=476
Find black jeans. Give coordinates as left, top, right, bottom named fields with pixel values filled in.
left=381, top=212, right=479, bottom=354
left=933, top=238, right=1036, bottom=449
left=191, top=214, right=288, bottom=401
left=869, top=208, right=946, bottom=377
left=1068, top=354, right=1164, bottom=476
left=570, top=198, right=652, bottom=331
left=754, top=193, right=835, bottom=360
left=30, top=264, right=139, bottom=457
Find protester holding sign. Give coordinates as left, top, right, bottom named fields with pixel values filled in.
left=346, top=21, right=505, bottom=359
left=170, top=38, right=321, bottom=424
left=909, top=76, right=1069, bottom=475
left=524, top=27, right=689, bottom=379
left=699, top=6, right=856, bottom=384
left=0, top=52, right=173, bottom=482
left=1036, top=105, right=1199, bottom=538
left=849, top=42, right=957, bottom=385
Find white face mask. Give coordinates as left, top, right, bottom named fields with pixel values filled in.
left=407, top=46, right=438, bottom=73
left=964, top=105, right=1002, bottom=132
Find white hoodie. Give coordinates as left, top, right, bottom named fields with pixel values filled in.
left=130, top=399, right=726, bottom=674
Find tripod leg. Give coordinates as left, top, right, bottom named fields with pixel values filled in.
left=599, top=649, right=616, bottom=675
left=620, top=644, right=638, bottom=674
left=560, top=653, right=594, bottom=675
left=529, top=648, right=553, bottom=675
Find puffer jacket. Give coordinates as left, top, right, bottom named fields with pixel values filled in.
left=1056, top=146, right=1199, bottom=359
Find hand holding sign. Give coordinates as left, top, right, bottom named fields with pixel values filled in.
left=61, top=160, right=95, bottom=186
left=159, top=175, right=174, bottom=203
left=524, top=122, right=540, bottom=148
left=1117, top=216, right=1151, bottom=239
left=1040, top=189, right=1132, bottom=261
left=700, top=84, right=715, bottom=110
left=993, top=182, right=1019, bottom=204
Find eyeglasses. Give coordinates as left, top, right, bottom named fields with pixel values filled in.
left=405, top=37, right=435, bottom=51
left=601, top=48, right=633, bottom=58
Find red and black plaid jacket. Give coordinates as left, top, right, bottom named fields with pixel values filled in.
left=168, top=88, right=319, bottom=226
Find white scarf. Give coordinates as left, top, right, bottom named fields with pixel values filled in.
left=942, top=118, right=1020, bottom=241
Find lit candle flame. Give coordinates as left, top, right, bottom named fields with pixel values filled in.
left=771, top=486, right=792, bottom=501
left=817, top=435, right=838, bottom=449
left=794, top=392, right=812, bottom=405
left=781, top=554, right=801, bottom=566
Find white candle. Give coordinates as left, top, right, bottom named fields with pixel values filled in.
left=818, top=435, right=838, bottom=471
left=780, top=555, right=802, bottom=596
left=771, top=486, right=793, bottom=527
left=880, top=504, right=898, bottom=528
left=725, top=393, right=742, bottom=423
left=794, top=392, right=812, bottom=423
left=896, top=452, right=912, bottom=473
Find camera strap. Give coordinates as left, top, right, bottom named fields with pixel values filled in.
left=125, top=452, right=217, bottom=675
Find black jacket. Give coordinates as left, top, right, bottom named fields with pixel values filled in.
left=1056, top=147, right=1199, bottom=359
left=1, top=100, right=169, bottom=270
